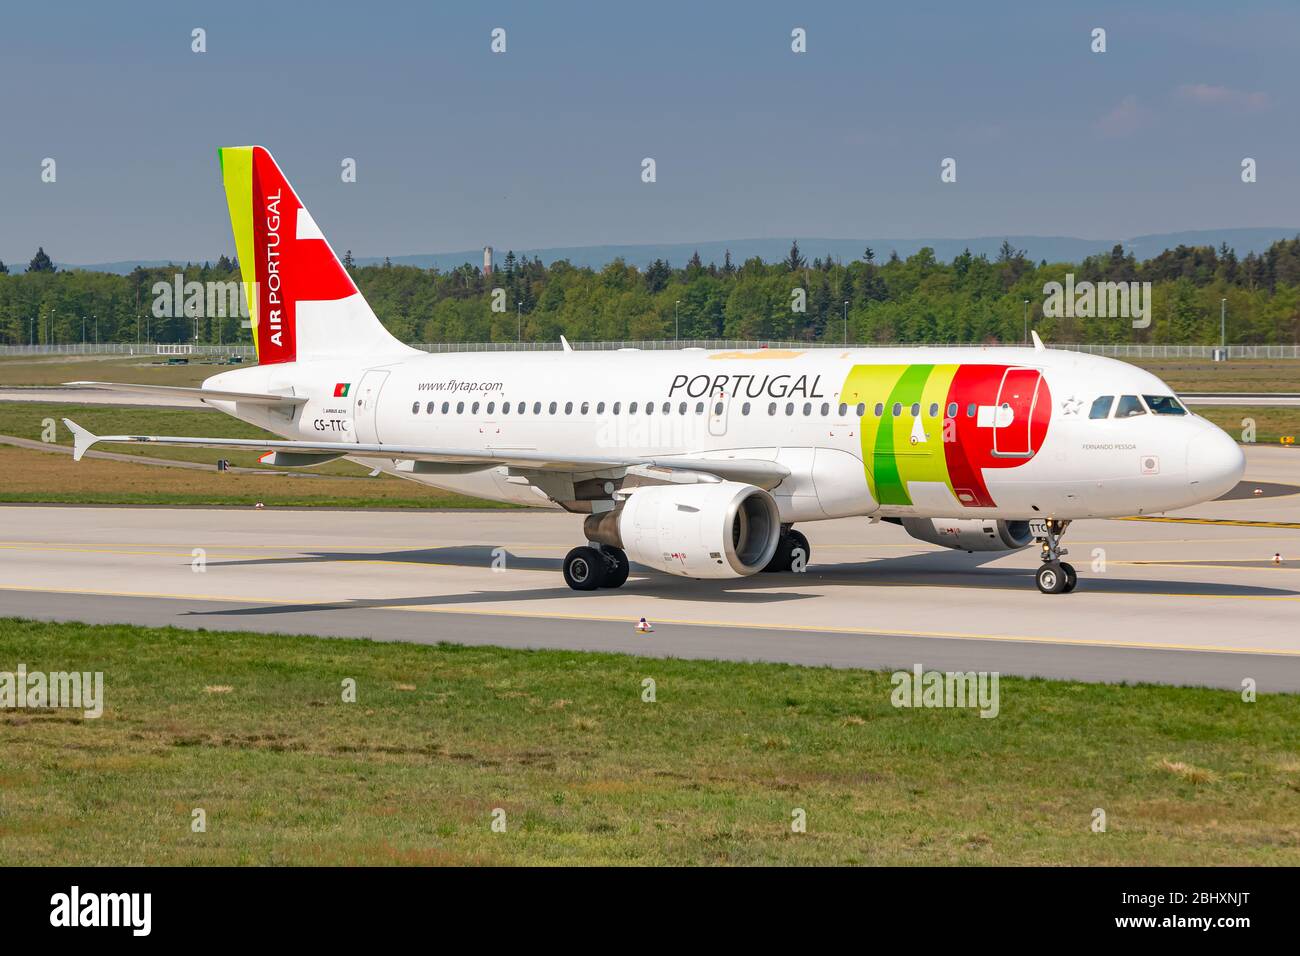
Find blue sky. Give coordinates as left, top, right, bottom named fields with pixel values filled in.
left=1, top=0, right=1296, bottom=264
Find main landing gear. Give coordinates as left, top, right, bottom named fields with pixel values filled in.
left=762, top=527, right=810, bottom=573
left=563, top=545, right=629, bottom=591
left=1034, top=519, right=1077, bottom=594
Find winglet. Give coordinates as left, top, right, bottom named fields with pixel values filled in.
left=1031, top=330, right=1046, bottom=352
left=560, top=335, right=573, bottom=353
left=61, top=418, right=98, bottom=462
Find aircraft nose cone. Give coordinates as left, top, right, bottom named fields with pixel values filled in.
left=1186, top=425, right=1245, bottom=502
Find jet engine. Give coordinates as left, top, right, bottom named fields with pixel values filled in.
left=584, top=481, right=781, bottom=578
left=898, top=517, right=1034, bottom=553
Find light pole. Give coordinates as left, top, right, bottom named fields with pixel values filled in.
left=516, top=301, right=522, bottom=343
left=843, top=301, right=849, bottom=345
left=1220, top=297, right=1227, bottom=351
left=675, top=300, right=680, bottom=345
left=1023, top=299, right=1029, bottom=345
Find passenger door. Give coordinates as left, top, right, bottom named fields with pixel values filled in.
left=992, top=367, right=1042, bottom=458
left=352, top=369, right=389, bottom=445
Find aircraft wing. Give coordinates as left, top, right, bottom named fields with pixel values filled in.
left=63, top=381, right=307, bottom=407
left=60, top=418, right=790, bottom=487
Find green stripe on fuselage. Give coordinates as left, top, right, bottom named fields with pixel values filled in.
left=875, top=364, right=933, bottom=504
left=841, top=364, right=909, bottom=503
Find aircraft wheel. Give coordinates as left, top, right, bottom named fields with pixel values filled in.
left=1035, top=562, right=1068, bottom=595
left=1060, top=562, right=1078, bottom=593
left=763, top=535, right=795, bottom=572
left=600, top=548, right=630, bottom=589
left=787, top=530, right=810, bottom=571
left=563, top=546, right=607, bottom=591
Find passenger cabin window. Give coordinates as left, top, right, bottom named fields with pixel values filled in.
left=533, top=402, right=541, bottom=414
left=768, top=402, right=777, bottom=415
left=928, top=403, right=939, bottom=418
left=548, top=402, right=557, bottom=414
left=486, top=402, right=494, bottom=414
left=441, top=401, right=450, bottom=414
left=472, top=401, right=480, bottom=414
left=892, top=402, right=902, bottom=416
left=910, top=403, right=920, bottom=417
left=856, top=403, right=865, bottom=417
left=411, top=402, right=419, bottom=414
left=1144, top=395, right=1186, bottom=416
left=966, top=403, right=976, bottom=418
left=1089, top=396, right=1114, bottom=419
left=874, top=403, right=883, bottom=417
left=714, top=401, right=724, bottom=415
left=1115, top=395, right=1146, bottom=418
left=695, top=401, right=705, bottom=414
left=456, top=401, right=465, bottom=414
left=742, top=402, right=751, bottom=415
left=629, top=402, right=638, bottom=414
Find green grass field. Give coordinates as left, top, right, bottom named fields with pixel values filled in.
left=0, top=354, right=222, bottom=387
left=2, top=618, right=1297, bottom=865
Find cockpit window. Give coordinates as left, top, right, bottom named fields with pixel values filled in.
left=1089, top=396, right=1114, bottom=419
left=1114, top=395, right=1146, bottom=418
left=1143, top=395, right=1186, bottom=416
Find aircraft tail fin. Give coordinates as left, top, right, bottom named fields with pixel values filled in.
left=217, top=146, right=415, bottom=365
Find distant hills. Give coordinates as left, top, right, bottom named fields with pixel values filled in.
left=43, top=227, right=1300, bottom=274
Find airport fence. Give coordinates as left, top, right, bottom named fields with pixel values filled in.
left=2, top=341, right=1298, bottom=359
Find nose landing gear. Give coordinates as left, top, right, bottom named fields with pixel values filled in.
left=1034, top=519, right=1077, bottom=594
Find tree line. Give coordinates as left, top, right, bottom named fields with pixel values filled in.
left=2, top=238, right=1298, bottom=347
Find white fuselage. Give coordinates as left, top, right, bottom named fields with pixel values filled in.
left=204, top=345, right=1245, bottom=522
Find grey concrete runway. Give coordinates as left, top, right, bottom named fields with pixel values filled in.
left=2, top=445, right=1298, bottom=691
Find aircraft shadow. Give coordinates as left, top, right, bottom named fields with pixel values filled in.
left=185, top=544, right=1298, bottom=620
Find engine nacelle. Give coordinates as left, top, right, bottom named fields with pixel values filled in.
left=899, top=517, right=1034, bottom=553
left=584, top=481, right=781, bottom=578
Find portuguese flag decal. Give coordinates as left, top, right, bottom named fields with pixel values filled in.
left=333, top=382, right=351, bottom=398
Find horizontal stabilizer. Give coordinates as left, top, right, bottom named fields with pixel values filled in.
left=64, top=382, right=307, bottom=407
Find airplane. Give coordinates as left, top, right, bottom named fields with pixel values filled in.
left=63, top=146, right=1246, bottom=595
